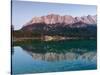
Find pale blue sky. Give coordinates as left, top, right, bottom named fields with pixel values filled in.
left=12, top=1, right=97, bottom=30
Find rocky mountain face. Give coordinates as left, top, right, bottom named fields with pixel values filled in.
left=24, top=14, right=97, bottom=26
left=20, top=14, right=97, bottom=37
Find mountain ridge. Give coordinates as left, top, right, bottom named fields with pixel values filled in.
left=24, top=14, right=97, bottom=27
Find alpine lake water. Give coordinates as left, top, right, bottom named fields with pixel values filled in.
left=12, top=39, right=97, bottom=74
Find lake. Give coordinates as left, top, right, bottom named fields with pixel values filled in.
left=12, top=39, right=97, bottom=74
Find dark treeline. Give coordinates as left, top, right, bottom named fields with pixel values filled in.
left=12, top=30, right=42, bottom=38
left=12, top=23, right=97, bottom=39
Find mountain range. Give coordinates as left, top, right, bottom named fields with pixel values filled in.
left=24, top=14, right=97, bottom=26
left=21, top=14, right=97, bottom=31
left=13, top=14, right=97, bottom=38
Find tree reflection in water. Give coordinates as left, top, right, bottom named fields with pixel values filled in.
left=13, top=39, right=97, bottom=62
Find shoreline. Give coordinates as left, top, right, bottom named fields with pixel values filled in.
left=12, top=36, right=96, bottom=42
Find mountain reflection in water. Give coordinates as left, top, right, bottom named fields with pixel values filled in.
left=13, top=40, right=97, bottom=62
left=26, top=50, right=96, bottom=62
left=12, top=40, right=97, bottom=74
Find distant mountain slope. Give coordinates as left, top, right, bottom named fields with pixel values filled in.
left=14, top=14, right=97, bottom=39
left=23, top=14, right=97, bottom=26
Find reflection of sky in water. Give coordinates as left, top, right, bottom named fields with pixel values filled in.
left=12, top=39, right=97, bottom=74
left=12, top=46, right=97, bottom=74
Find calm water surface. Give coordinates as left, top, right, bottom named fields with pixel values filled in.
left=12, top=39, right=97, bottom=74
